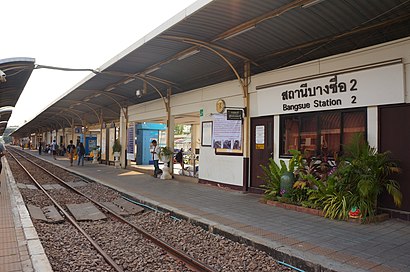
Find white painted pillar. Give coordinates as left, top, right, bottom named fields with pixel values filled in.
left=168, top=115, right=175, bottom=175
left=119, top=107, right=127, bottom=169
left=367, top=106, right=378, bottom=150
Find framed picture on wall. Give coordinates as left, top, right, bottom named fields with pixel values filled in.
left=212, top=114, right=243, bottom=156
left=201, top=121, right=213, bottom=147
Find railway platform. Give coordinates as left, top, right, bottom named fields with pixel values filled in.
left=8, top=149, right=410, bottom=272
left=0, top=157, right=52, bottom=272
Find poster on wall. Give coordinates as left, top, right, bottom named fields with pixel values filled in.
left=127, top=126, right=135, bottom=160
left=109, top=128, right=115, bottom=161
left=101, top=131, right=106, bottom=160
left=255, top=125, right=265, bottom=150
left=212, top=114, right=242, bottom=153
left=201, top=121, right=212, bottom=147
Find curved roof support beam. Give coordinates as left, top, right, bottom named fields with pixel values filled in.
left=2, top=64, right=34, bottom=74
left=41, top=107, right=84, bottom=126
left=54, top=113, right=73, bottom=128
left=95, top=92, right=128, bottom=118
left=100, top=70, right=178, bottom=89
left=160, top=35, right=258, bottom=67
left=174, top=39, right=248, bottom=98
left=67, top=101, right=101, bottom=124
left=37, top=116, right=65, bottom=131
left=78, top=89, right=130, bottom=101
left=42, top=113, right=72, bottom=128
left=64, top=99, right=119, bottom=117
left=134, top=76, right=169, bottom=113
left=60, top=109, right=85, bottom=126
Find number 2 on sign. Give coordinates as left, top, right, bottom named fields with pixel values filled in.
left=351, top=96, right=357, bottom=104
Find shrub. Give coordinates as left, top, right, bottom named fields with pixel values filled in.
left=259, top=158, right=296, bottom=200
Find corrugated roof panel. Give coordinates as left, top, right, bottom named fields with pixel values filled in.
left=13, top=0, right=410, bottom=136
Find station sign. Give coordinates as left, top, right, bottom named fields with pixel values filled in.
left=227, top=109, right=243, bottom=120
left=256, top=63, right=405, bottom=115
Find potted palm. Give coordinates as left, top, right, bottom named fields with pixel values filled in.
left=112, top=139, right=122, bottom=168
left=159, top=146, right=173, bottom=179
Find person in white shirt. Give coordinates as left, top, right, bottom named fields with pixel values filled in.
left=150, top=140, right=161, bottom=177
left=51, top=140, right=58, bottom=160
left=0, top=142, right=5, bottom=174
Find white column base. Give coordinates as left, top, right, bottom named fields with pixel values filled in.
left=114, top=158, right=121, bottom=169
left=160, top=165, right=172, bottom=179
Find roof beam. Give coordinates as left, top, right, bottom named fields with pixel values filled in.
left=257, top=13, right=410, bottom=67
left=213, top=0, right=314, bottom=41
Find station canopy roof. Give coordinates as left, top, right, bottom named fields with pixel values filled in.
left=0, top=57, right=35, bottom=135
left=13, top=0, right=410, bottom=137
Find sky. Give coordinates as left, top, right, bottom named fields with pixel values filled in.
left=2, top=0, right=198, bottom=127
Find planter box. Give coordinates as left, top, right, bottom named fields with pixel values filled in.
left=347, top=213, right=389, bottom=224
left=265, top=199, right=388, bottom=223
left=266, top=200, right=323, bottom=217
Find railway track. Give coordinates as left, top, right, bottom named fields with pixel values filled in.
left=8, top=147, right=216, bottom=272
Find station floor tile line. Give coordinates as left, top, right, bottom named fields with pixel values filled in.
left=345, top=257, right=384, bottom=271
left=370, top=264, right=401, bottom=272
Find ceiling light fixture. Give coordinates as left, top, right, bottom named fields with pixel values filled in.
left=0, top=69, right=6, bottom=83
left=223, top=25, right=256, bottom=40
left=84, top=98, right=90, bottom=102
left=145, top=67, right=160, bottom=74
left=123, top=78, right=135, bottom=84
left=94, top=93, right=101, bottom=97
left=136, top=89, right=142, bottom=98
left=177, top=49, right=200, bottom=61
left=302, top=0, right=325, bottom=8
left=105, top=86, right=115, bottom=92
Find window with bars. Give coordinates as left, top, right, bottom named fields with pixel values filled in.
left=280, top=109, right=366, bottom=157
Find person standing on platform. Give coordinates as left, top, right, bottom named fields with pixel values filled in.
left=0, top=142, right=5, bottom=174
left=175, top=148, right=184, bottom=175
left=77, top=142, right=85, bottom=166
left=150, top=140, right=160, bottom=177
left=51, top=140, right=58, bottom=160
left=67, top=140, right=76, bottom=166
left=38, top=142, right=42, bottom=155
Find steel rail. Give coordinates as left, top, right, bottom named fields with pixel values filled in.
left=9, top=148, right=216, bottom=272
left=8, top=150, right=125, bottom=272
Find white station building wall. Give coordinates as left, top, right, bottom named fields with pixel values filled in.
left=127, top=37, right=410, bottom=187
left=250, top=37, right=410, bottom=165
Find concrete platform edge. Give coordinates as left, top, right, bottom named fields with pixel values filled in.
left=4, top=158, right=53, bottom=272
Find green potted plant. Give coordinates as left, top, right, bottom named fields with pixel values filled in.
left=159, top=146, right=173, bottom=163
left=112, top=139, right=122, bottom=168
left=159, top=146, right=173, bottom=179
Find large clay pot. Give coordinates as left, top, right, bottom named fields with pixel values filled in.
left=280, top=172, right=294, bottom=196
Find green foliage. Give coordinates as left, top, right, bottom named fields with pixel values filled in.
left=160, top=146, right=174, bottom=156
left=112, top=139, right=122, bottom=153
left=340, top=133, right=402, bottom=217
left=259, top=156, right=297, bottom=200
left=309, top=133, right=402, bottom=220
left=259, top=158, right=284, bottom=200
left=321, top=191, right=352, bottom=220
left=262, top=134, right=402, bottom=222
